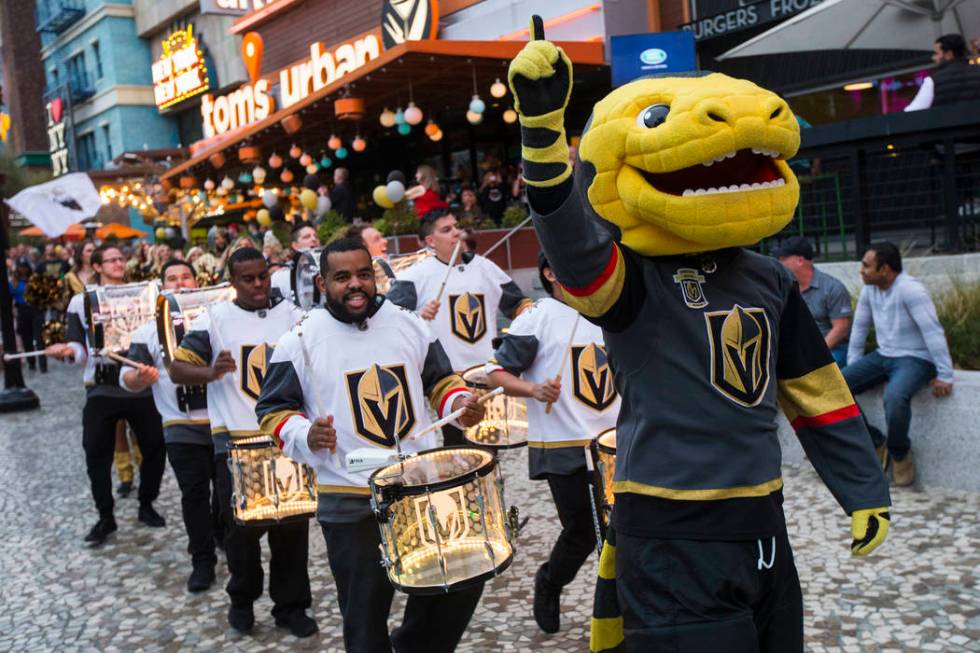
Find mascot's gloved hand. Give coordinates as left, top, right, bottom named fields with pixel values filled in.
left=507, top=15, right=573, bottom=188
left=850, top=507, right=890, bottom=556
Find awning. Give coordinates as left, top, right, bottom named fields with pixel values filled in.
left=96, top=223, right=147, bottom=240
left=162, top=38, right=606, bottom=184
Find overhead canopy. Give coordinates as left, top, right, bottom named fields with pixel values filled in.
left=162, top=38, right=606, bottom=184
left=19, top=223, right=86, bottom=239
left=96, top=223, right=148, bottom=240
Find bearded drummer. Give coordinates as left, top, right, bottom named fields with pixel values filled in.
left=387, top=209, right=532, bottom=445
left=271, top=221, right=320, bottom=304
left=486, top=252, right=620, bottom=634
left=117, top=259, right=219, bottom=593
left=168, top=248, right=316, bottom=638
left=47, top=244, right=168, bottom=546
left=255, top=238, right=486, bottom=653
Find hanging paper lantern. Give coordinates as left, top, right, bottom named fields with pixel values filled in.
left=320, top=155, right=333, bottom=168
left=404, top=102, right=423, bottom=126
left=490, top=78, right=507, bottom=98
left=352, top=136, right=367, bottom=152
left=300, top=188, right=318, bottom=211
left=394, top=108, right=406, bottom=125
left=327, top=134, right=342, bottom=150
left=269, top=153, right=283, bottom=169
left=379, top=108, right=396, bottom=128
left=221, top=176, right=235, bottom=190
left=280, top=169, right=294, bottom=183
left=289, top=144, right=302, bottom=159
left=469, top=94, right=486, bottom=114
left=430, top=129, right=444, bottom=142
left=299, top=153, right=313, bottom=167
left=303, top=174, right=320, bottom=190
left=252, top=166, right=267, bottom=184
left=256, top=208, right=272, bottom=226
left=503, top=108, right=518, bottom=124
left=385, top=180, right=405, bottom=203
left=373, top=185, right=394, bottom=209
left=466, top=110, right=483, bottom=125
left=397, top=123, right=411, bottom=136
left=315, top=194, right=331, bottom=216
left=204, top=179, right=216, bottom=191
left=306, top=163, right=319, bottom=175
left=387, top=170, right=406, bottom=185
left=424, top=121, right=440, bottom=137
left=238, top=172, right=253, bottom=184
left=335, top=147, right=348, bottom=159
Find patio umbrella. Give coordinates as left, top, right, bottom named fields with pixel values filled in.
left=95, top=223, right=147, bottom=240
left=718, top=0, right=980, bottom=60
left=18, top=223, right=87, bottom=240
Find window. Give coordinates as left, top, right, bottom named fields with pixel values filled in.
left=67, top=53, right=86, bottom=85
left=92, top=41, right=103, bottom=79
left=102, top=124, right=112, bottom=162
left=77, top=132, right=99, bottom=171
left=49, top=66, right=59, bottom=90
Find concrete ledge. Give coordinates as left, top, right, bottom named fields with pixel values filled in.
left=778, top=369, right=980, bottom=491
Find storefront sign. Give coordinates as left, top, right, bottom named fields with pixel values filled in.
left=198, top=0, right=247, bottom=15
left=610, top=32, right=697, bottom=87
left=200, top=32, right=273, bottom=138
left=380, top=0, right=439, bottom=50
left=681, top=0, right=823, bottom=42
left=153, top=26, right=210, bottom=111
left=280, top=32, right=382, bottom=109
left=46, top=96, right=72, bottom=176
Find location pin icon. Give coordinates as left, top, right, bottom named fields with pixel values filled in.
left=242, top=32, right=264, bottom=85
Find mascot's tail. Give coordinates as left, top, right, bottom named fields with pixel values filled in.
left=590, top=526, right=624, bottom=652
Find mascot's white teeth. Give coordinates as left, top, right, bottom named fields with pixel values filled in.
left=682, top=179, right=786, bottom=196
left=701, top=149, right=778, bottom=167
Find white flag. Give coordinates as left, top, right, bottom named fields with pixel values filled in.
left=4, top=173, right=102, bottom=238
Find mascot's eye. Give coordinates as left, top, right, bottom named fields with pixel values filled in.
left=636, top=104, right=670, bottom=129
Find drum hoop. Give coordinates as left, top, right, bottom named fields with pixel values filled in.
left=460, top=365, right=490, bottom=390
left=596, top=428, right=617, bottom=456
left=368, top=445, right=497, bottom=498
left=227, top=436, right=278, bottom=450
left=231, top=512, right=313, bottom=528
left=463, top=436, right=527, bottom=450
left=388, top=551, right=514, bottom=596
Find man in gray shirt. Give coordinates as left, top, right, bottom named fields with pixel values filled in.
left=844, top=242, right=954, bottom=487
left=775, top=237, right=853, bottom=367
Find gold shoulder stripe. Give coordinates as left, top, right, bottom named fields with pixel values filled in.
left=512, top=298, right=535, bottom=318
left=562, top=245, right=626, bottom=318
left=174, top=347, right=207, bottom=367
left=778, top=362, right=855, bottom=421
left=428, top=374, right=465, bottom=413
left=614, top=477, right=783, bottom=501
left=258, top=409, right=302, bottom=437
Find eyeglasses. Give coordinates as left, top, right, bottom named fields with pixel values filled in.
left=99, top=256, right=125, bottom=264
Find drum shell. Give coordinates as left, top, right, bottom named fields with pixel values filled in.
left=155, top=283, right=236, bottom=365
left=227, top=437, right=317, bottom=527
left=85, top=282, right=159, bottom=354
left=590, top=428, right=617, bottom=528
left=460, top=366, right=528, bottom=450
left=291, top=249, right=322, bottom=310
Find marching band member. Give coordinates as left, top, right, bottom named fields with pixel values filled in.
left=168, top=248, right=316, bottom=637
left=47, top=244, right=167, bottom=546
left=256, top=238, right=487, bottom=653
left=118, top=260, right=218, bottom=593
left=271, top=222, right=320, bottom=303
left=344, top=222, right=389, bottom=258
left=487, top=253, right=620, bottom=634
left=387, top=209, right=532, bottom=444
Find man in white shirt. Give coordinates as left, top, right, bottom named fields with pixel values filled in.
left=844, top=242, right=953, bottom=486
left=270, top=222, right=320, bottom=303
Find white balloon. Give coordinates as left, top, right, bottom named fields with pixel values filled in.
left=164, top=227, right=176, bottom=239
left=315, top=194, right=332, bottom=215
left=385, top=180, right=406, bottom=203
left=262, top=190, right=278, bottom=209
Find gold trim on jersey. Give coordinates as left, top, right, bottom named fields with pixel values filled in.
left=162, top=419, right=210, bottom=427
left=258, top=409, right=304, bottom=445
left=345, top=363, right=416, bottom=448
left=527, top=439, right=594, bottom=449
left=317, top=484, right=372, bottom=496
left=174, top=347, right=207, bottom=367
left=427, top=374, right=466, bottom=413
left=211, top=427, right=266, bottom=438
left=778, top=362, right=856, bottom=421
left=448, top=292, right=487, bottom=343
left=613, top=476, right=783, bottom=501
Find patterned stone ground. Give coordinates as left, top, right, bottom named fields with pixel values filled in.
left=1, top=365, right=978, bottom=652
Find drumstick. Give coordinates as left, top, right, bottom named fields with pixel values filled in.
left=4, top=350, right=49, bottom=361
left=296, top=324, right=334, bottom=457
left=409, top=387, right=503, bottom=441
left=545, top=314, right=580, bottom=414
left=103, top=350, right=150, bottom=370
left=433, top=240, right=463, bottom=305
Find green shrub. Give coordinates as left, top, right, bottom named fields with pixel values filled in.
left=381, top=205, right=418, bottom=235
left=501, top=205, right=529, bottom=229
left=935, top=279, right=980, bottom=371
left=316, top=211, right=345, bottom=243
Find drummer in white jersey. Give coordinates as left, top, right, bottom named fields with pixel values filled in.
left=118, top=259, right=219, bottom=593
left=255, top=238, right=487, bottom=653
left=168, top=248, right=316, bottom=638
left=270, top=221, right=320, bottom=303
left=486, top=252, right=620, bottom=635
left=387, top=209, right=532, bottom=445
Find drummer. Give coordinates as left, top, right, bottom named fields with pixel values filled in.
left=387, top=209, right=533, bottom=445
left=271, top=222, right=320, bottom=303
left=47, top=244, right=168, bottom=546
left=486, top=253, right=620, bottom=635
left=344, top=222, right=388, bottom=258
left=255, top=238, right=487, bottom=653
left=168, top=248, right=316, bottom=638
left=117, top=259, right=219, bottom=593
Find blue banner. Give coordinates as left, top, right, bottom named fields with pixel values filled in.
left=610, top=32, right=697, bottom=87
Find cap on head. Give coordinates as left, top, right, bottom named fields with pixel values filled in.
left=772, top=236, right=814, bottom=260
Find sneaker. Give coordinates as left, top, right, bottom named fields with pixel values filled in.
left=138, top=504, right=166, bottom=528
left=892, top=454, right=915, bottom=487
left=84, top=517, right=117, bottom=546
left=228, top=605, right=255, bottom=633
left=116, top=481, right=133, bottom=497
left=533, top=564, right=561, bottom=634
left=274, top=611, right=318, bottom=638
left=874, top=444, right=888, bottom=471
left=187, top=565, right=216, bottom=593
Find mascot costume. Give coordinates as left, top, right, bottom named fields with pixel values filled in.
left=508, top=17, right=892, bottom=653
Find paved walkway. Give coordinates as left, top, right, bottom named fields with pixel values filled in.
left=1, top=365, right=978, bottom=652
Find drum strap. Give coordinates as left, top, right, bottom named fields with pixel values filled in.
left=93, top=362, right=120, bottom=386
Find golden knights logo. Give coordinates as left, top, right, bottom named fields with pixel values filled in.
left=240, top=344, right=274, bottom=400
left=449, top=292, right=487, bottom=344
left=672, top=268, right=708, bottom=309
left=414, top=487, right=469, bottom=545
left=570, top=344, right=617, bottom=411
left=704, top=305, right=772, bottom=407
left=381, top=0, right=438, bottom=50
left=345, top=364, right=416, bottom=447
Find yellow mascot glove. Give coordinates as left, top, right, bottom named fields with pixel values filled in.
left=507, top=15, right=574, bottom=188
left=850, top=507, right=890, bottom=556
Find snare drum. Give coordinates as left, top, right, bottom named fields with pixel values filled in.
left=460, top=366, right=528, bottom=449
left=156, top=283, right=236, bottom=365
left=291, top=248, right=323, bottom=310
left=588, top=428, right=616, bottom=535
left=369, top=446, right=514, bottom=594
left=85, top=281, right=159, bottom=353
left=374, top=249, right=434, bottom=295
left=227, top=436, right=317, bottom=526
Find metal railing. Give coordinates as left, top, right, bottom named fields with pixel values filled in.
left=36, top=0, right=85, bottom=34
left=68, top=71, right=95, bottom=103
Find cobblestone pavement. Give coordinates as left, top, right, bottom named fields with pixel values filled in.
left=1, top=365, right=978, bottom=652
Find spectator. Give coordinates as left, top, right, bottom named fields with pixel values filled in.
left=10, top=259, right=46, bottom=372
left=330, top=168, right=354, bottom=222
left=774, top=236, right=852, bottom=367
left=406, top=164, right=448, bottom=218
left=843, top=242, right=954, bottom=487
left=905, top=33, right=980, bottom=111
left=478, top=170, right=507, bottom=224
left=65, top=240, right=96, bottom=295
left=36, top=243, right=69, bottom=279
left=457, top=188, right=488, bottom=225
left=344, top=223, right=388, bottom=258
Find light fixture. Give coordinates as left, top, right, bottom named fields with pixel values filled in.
left=300, top=153, right=313, bottom=167
left=328, top=134, right=342, bottom=150
left=335, top=146, right=348, bottom=159
left=490, top=78, right=507, bottom=98
left=466, top=110, right=483, bottom=125
left=221, top=176, right=235, bottom=190
left=430, top=129, right=443, bottom=142
left=843, top=81, right=873, bottom=91
left=397, top=123, right=411, bottom=135
left=394, top=107, right=406, bottom=125
left=424, top=120, right=440, bottom=136
left=289, top=144, right=302, bottom=158
left=503, top=108, right=518, bottom=124
left=203, top=179, right=216, bottom=191
left=320, top=154, right=332, bottom=168
left=280, top=169, right=294, bottom=183
left=306, top=163, right=319, bottom=174
left=252, top=166, right=267, bottom=184
left=268, top=153, right=283, bottom=168
left=404, top=102, right=423, bottom=125
left=352, top=135, right=367, bottom=152
left=380, top=107, right=396, bottom=128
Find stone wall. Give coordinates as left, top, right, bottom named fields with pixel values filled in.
left=816, top=252, right=980, bottom=296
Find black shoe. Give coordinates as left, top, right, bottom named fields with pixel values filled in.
left=228, top=605, right=255, bottom=633
left=116, top=481, right=133, bottom=497
left=533, top=565, right=561, bottom=634
left=275, top=611, right=318, bottom=638
left=83, top=517, right=117, bottom=546
left=187, top=565, right=216, bottom=593
left=138, top=504, right=166, bottom=528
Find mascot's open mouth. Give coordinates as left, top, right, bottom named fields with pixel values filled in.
left=640, top=149, right=785, bottom=197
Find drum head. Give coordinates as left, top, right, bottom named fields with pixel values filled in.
left=371, top=446, right=494, bottom=495
left=291, top=248, right=322, bottom=310
left=156, top=283, right=235, bottom=365
left=597, top=428, right=616, bottom=454
left=461, top=365, right=490, bottom=389
left=86, top=281, right=159, bottom=353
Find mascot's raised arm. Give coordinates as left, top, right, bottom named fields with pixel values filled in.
left=509, top=16, right=891, bottom=653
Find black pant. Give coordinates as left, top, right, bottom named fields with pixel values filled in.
left=320, top=517, right=484, bottom=653
left=214, top=453, right=311, bottom=616
left=442, top=424, right=467, bottom=447
left=82, top=394, right=165, bottom=518
left=15, top=305, right=45, bottom=371
left=166, top=442, right=218, bottom=568
left=616, top=531, right=803, bottom=652
left=542, top=469, right=597, bottom=588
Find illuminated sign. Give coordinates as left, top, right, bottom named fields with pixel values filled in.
left=280, top=32, right=382, bottom=109
left=380, top=0, right=439, bottom=50
left=153, top=26, right=210, bottom=110
left=200, top=32, right=273, bottom=138
left=46, top=97, right=71, bottom=176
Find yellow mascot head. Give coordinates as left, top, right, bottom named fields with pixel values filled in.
left=578, top=72, right=800, bottom=256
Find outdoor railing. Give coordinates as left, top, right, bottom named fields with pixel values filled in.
left=36, top=0, right=85, bottom=34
